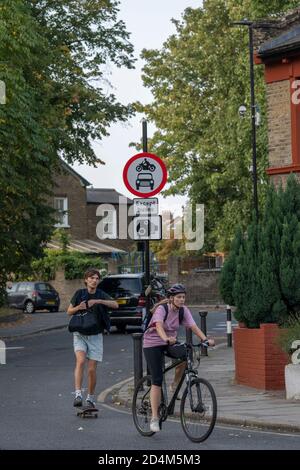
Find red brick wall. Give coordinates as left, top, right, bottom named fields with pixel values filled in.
left=234, top=323, right=289, bottom=390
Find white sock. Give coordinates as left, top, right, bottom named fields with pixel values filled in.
left=75, top=389, right=82, bottom=398
left=87, top=394, right=95, bottom=403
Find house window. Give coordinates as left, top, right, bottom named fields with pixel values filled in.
left=54, top=197, right=69, bottom=227
left=103, top=210, right=117, bottom=239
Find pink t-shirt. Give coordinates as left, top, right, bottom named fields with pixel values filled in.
left=143, top=304, right=196, bottom=348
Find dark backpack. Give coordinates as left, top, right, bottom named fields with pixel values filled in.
left=143, top=302, right=184, bottom=333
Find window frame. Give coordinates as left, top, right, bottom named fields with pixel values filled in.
left=54, top=197, right=69, bottom=228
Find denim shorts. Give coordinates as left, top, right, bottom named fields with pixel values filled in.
left=73, top=332, right=103, bottom=362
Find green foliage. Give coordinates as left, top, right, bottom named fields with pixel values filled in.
left=137, top=0, right=298, bottom=251
left=221, top=176, right=300, bottom=327
left=30, top=250, right=106, bottom=281
left=278, top=315, right=300, bottom=355
left=219, top=227, right=243, bottom=306
left=0, top=0, right=134, bottom=305
left=53, top=229, right=71, bottom=253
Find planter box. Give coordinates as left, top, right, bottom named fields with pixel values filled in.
left=285, top=364, right=300, bottom=399
left=234, top=323, right=289, bottom=390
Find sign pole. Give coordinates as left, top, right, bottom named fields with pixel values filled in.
left=142, top=119, right=151, bottom=324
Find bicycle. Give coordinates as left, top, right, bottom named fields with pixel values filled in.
left=132, top=340, right=217, bottom=443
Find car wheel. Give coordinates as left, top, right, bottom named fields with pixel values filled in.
left=24, top=301, right=35, bottom=314
left=116, top=324, right=126, bottom=333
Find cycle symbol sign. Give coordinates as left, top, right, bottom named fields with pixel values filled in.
left=123, top=152, right=167, bottom=197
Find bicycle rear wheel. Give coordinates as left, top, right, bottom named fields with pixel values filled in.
left=180, top=377, right=217, bottom=442
left=132, top=375, right=155, bottom=437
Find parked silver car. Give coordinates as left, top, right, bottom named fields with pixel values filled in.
left=6, top=281, right=60, bottom=313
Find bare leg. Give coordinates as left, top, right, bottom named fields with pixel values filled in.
left=74, top=351, right=86, bottom=391
left=150, top=385, right=162, bottom=419
left=173, top=361, right=186, bottom=387
left=87, top=359, right=98, bottom=395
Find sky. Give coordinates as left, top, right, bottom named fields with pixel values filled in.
left=72, top=0, right=202, bottom=216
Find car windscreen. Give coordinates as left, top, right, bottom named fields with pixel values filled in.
left=35, top=283, right=54, bottom=291
left=99, top=278, right=142, bottom=296
left=138, top=173, right=152, bottom=179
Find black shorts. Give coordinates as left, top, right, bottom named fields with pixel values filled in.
left=143, top=345, right=167, bottom=387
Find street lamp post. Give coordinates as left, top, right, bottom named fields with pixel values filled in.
left=233, top=20, right=259, bottom=220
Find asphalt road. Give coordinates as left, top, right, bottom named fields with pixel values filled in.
left=1, top=321, right=300, bottom=450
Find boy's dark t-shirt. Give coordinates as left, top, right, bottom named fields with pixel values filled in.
left=70, top=288, right=112, bottom=334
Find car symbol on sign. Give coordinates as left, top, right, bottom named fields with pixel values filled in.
left=136, top=172, right=154, bottom=190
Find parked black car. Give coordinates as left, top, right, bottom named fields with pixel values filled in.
left=98, top=273, right=166, bottom=332
left=6, top=281, right=60, bottom=314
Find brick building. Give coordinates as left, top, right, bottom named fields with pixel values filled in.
left=254, top=9, right=300, bottom=184
left=49, top=160, right=134, bottom=255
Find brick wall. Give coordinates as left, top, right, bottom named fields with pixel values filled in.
left=266, top=80, right=292, bottom=169
left=53, top=169, right=88, bottom=239
left=234, top=323, right=289, bottom=390
left=51, top=270, right=84, bottom=311
left=179, top=271, right=223, bottom=305
left=167, top=257, right=223, bottom=305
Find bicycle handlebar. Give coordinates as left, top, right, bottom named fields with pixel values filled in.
left=191, top=340, right=210, bottom=348
left=173, top=340, right=210, bottom=348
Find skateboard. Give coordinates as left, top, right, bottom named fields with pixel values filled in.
left=76, top=406, right=99, bottom=418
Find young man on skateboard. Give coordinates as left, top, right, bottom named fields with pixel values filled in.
left=67, top=268, right=118, bottom=407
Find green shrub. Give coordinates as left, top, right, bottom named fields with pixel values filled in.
left=220, top=175, right=300, bottom=327
left=27, top=250, right=106, bottom=281
left=278, top=316, right=300, bottom=355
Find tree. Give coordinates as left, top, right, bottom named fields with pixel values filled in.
left=0, top=0, right=134, bottom=305
left=137, top=0, right=299, bottom=251
left=221, top=176, right=300, bottom=327
left=219, top=227, right=243, bottom=306
left=27, top=0, right=135, bottom=165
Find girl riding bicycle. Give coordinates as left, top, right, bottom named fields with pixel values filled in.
left=143, top=283, right=215, bottom=433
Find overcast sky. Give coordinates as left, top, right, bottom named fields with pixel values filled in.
left=73, top=0, right=202, bottom=216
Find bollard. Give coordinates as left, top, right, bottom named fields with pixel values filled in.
left=132, top=333, right=143, bottom=390
left=186, top=328, right=193, bottom=345
left=185, top=328, right=193, bottom=361
left=199, top=311, right=208, bottom=356
left=226, top=305, right=232, bottom=347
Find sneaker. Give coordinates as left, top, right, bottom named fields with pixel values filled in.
left=169, top=383, right=182, bottom=400
left=150, top=417, right=160, bottom=433
left=86, top=399, right=96, bottom=408
left=73, top=395, right=82, bottom=407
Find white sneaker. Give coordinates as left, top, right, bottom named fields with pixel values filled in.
left=150, top=418, right=160, bottom=433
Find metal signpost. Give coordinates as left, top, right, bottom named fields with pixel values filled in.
left=123, top=121, right=167, bottom=331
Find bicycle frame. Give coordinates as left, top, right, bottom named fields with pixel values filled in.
left=162, top=345, right=199, bottom=417
left=132, top=340, right=217, bottom=442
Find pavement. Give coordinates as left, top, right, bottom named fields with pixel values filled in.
left=0, top=311, right=69, bottom=340
left=1, top=311, right=300, bottom=434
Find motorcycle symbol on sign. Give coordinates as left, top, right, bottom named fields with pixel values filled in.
left=136, top=158, right=156, bottom=172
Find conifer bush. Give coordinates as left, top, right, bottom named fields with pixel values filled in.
left=220, top=175, right=300, bottom=327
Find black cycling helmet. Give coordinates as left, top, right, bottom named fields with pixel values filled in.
left=167, top=283, right=186, bottom=297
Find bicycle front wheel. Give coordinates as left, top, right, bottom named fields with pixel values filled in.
left=132, top=375, right=155, bottom=437
left=180, top=378, right=217, bottom=443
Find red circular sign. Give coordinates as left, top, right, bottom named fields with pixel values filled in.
left=123, top=152, right=168, bottom=197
